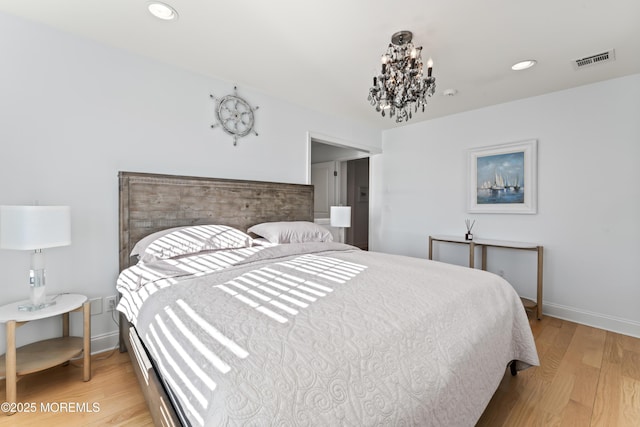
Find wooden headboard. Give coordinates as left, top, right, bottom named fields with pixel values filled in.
left=118, top=171, right=314, bottom=271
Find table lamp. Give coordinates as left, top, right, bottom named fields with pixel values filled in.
left=330, top=206, right=351, bottom=243
left=0, top=205, right=71, bottom=311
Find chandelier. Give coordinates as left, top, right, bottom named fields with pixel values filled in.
left=368, top=31, right=436, bottom=123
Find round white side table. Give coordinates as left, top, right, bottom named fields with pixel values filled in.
left=0, top=293, right=91, bottom=413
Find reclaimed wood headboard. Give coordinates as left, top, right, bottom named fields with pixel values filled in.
left=118, top=171, right=314, bottom=271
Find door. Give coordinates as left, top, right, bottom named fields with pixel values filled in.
left=311, top=161, right=337, bottom=219
left=346, top=158, right=369, bottom=250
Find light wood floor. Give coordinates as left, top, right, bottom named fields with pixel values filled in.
left=478, top=314, right=640, bottom=426
left=1, top=316, right=639, bottom=426
left=0, top=349, right=152, bottom=426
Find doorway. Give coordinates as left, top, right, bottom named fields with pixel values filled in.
left=308, top=134, right=378, bottom=249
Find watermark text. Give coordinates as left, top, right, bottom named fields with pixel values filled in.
left=1, top=401, right=101, bottom=413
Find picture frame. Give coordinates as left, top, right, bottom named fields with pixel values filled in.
left=468, top=139, right=537, bottom=214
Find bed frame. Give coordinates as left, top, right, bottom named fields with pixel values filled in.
left=118, top=171, right=314, bottom=426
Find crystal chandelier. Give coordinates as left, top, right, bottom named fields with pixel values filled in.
left=368, top=31, right=436, bottom=123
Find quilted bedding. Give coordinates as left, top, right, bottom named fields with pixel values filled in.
left=117, top=242, right=538, bottom=426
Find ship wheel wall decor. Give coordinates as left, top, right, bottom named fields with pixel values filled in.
left=210, top=86, right=259, bottom=146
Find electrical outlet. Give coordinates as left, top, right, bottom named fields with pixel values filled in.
left=105, top=295, right=117, bottom=312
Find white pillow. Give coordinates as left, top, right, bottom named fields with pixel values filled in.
left=131, top=226, right=186, bottom=257
left=248, top=221, right=333, bottom=244
left=131, top=225, right=252, bottom=263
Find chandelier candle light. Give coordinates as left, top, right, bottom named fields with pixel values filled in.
left=368, top=30, right=436, bottom=123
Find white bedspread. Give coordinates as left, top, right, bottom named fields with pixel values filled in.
left=117, top=242, right=539, bottom=426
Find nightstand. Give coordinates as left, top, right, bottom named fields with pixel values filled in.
left=0, top=293, right=91, bottom=411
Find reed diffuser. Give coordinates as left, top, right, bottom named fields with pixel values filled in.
left=465, top=219, right=475, bottom=241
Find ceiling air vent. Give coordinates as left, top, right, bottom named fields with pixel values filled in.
left=573, top=49, right=615, bottom=70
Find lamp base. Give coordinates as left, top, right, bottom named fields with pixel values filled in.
left=22, top=264, right=55, bottom=311
left=18, top=300, right=57, bottom=312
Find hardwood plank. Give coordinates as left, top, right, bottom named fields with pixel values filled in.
left=603, top=329, right=625, bottom=363
left=567, top=363, right=600, bottom=409
left=622, top=349, right=640, bottom=381
left=619, top=376, right=640, bottom=426
left=0, top=350, right=152, bottom=426
left=531, top=319, right=576, bottom=385
left=536, top=370, right=574, bottom=417
left=592, top=335, right=640, bottom=427
left=478, top=315, right=640, bottom=427
left=563, top=324, right=606, bottom=369
left=558, top=399, right=593, bottom=427
left=591, top=359, right=622, bottom=427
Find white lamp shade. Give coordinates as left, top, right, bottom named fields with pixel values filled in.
left=330, top=206, right=351, bottom=228
left=0, top=206, right=71, bottom=250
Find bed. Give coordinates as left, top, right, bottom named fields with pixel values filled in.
left=116, top=171, right=539, bottom=427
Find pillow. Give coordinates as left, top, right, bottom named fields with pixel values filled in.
left=248, top=221, right=333, bottom=244
left=250, top=237, right=278, bottom=247
left=130, top=226, right=186, bottom=258
left=131, top=225, right=252, bottom=263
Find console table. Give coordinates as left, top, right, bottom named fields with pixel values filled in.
left=428, top=235, right=543, bottom=319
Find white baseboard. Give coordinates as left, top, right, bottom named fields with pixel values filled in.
left=90, top=330, right=120, bottom=354
left=543, top=302, right=640, bottom=339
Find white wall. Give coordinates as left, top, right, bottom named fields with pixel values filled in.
left=371, top=73, right=640, bottom=337
left=0, top=12, right=380, bottom=353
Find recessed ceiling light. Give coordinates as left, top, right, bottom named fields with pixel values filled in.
left=148, top=2, right=178, bottom=21
left=511, top=60, right=537, bottom=71
left=443, top=88, right=458, bottom=97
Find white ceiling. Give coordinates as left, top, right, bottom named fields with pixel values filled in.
left=2, top=0, right=639, bottom=130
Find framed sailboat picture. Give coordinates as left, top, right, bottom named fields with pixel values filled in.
left=468, top=139, right=538, bottom=214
